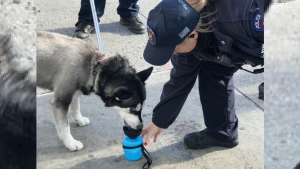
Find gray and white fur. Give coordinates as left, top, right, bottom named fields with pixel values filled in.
left=36, top=31, right=153, bottom=151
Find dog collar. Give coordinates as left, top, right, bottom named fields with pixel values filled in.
left=88, top=61, right=103, bottom=95
left=93, top=63, right=102, bottom=76
left=89, top=56, right=109, bottom=95
left=93, top=55, right=110, bottom=76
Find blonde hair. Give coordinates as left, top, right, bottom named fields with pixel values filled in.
left=186, top=0, right=217, bottom=33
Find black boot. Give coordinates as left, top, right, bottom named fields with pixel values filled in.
left=184, top=129, right=239, bottom=149
left=120, top=16, right=145, bottom=34
left=73, top=22, right=95, bottom=39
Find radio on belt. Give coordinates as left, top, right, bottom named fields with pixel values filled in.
left=214, top=54, right=234, bottom=67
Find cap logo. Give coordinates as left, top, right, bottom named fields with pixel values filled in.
left=147, top=25, right=156, bottom=45
left=179, top=27, right=190, bottom=38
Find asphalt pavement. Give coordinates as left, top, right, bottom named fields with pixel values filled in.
left=36, top=0, right=264, bottom=169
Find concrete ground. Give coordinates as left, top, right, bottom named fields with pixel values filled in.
left=265, top=1, right=300, bottom=169
left=36, top=0, right=264, bottom=169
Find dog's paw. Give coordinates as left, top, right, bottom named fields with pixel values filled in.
left=75, top=116, right=90, bottom=127
left=64, top=138, right=84, bottom=151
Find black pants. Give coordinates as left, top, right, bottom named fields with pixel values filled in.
left=152, top=53, right=239, bottom=141
left=78, top=0, right=140, bottom=26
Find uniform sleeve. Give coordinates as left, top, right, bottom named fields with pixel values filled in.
left=152, top=53, right=202, bottom=129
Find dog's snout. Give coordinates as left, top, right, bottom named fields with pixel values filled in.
left=137, top=123, right=143, bottom=130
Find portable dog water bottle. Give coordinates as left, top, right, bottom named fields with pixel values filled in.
left=122, top=126, right=152, bottom=169
left=122, top=135, right=143, bottom=161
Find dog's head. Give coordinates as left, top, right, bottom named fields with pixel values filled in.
left=94, top=54, right=153, bottom=130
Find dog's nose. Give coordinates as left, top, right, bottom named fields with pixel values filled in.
left=137, top=124, right=143, bottom=130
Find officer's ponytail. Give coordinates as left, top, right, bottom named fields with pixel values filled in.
left=186, top=0, right=217, bottom=33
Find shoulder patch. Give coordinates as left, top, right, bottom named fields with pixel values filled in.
left=254, top=11, right=264, bottom=31
left=147, top=25, right=156, bottom=45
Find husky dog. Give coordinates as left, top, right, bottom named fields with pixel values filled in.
left=0, top=33, right=36, bottom=169
left=37, top=31, right=153, bottom=151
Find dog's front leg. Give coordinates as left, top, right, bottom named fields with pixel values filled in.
left=50, top=96, right=83, bottom=151
left=69, top=91, right=90, bottom=126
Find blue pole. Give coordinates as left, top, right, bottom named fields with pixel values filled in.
left=89, top=0, right=104, bottom=53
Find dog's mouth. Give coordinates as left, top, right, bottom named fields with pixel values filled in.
left=123, top=123, right=142, bottom=139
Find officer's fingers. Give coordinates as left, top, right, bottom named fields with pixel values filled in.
left=144, top=132, right=154, bottom=146
left=159, top=129, right=163, bottom=135
left=141, top=130, right=147, bottom=139
left=141, top=126, right=150, bottom=139
left=153, top=130, right=163, bottom=143
left=153, top=134, right=159, bottom=143
left=142, top=126, right=148, bottom=132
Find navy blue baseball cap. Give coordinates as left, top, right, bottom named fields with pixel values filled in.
left=143, top=0, right=200, bottom=66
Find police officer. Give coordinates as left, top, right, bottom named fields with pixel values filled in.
left=141, top=0, right=263, bottom=149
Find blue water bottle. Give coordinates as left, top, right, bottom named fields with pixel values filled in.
left=122, top=126, right=152, bottom=169
left=122, top=135, right=143, bottom=161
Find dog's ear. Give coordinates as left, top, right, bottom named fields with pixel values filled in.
left=115, top=89, right=133, bottom=101
left=136, top=67, right=153, bottom=83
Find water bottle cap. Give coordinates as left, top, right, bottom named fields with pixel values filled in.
left=123, top=125, right=142, bottom=139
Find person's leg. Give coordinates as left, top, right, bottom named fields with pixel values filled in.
left=74, top=0, right=106, bottom=39
left=198, top=61, right=239, bottom=141
left=154, top=54, right=239, bottom=149
left=78, top=0, right=106, bottom=25
left=184, top=61, right=239, bottom=149
left=117, top=0, right=145, bottom=34
left=117, top=0, right=139, bottom=18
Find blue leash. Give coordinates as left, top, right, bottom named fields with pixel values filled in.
left=89, top=0, right=104, bottom=53
left=89, top=2, right=153, bottom=168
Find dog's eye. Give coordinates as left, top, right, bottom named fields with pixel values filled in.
left=115, top=90, right=132, bottom=101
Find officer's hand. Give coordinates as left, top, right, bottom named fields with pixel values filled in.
left=141, top=123, right=163, bottom=146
